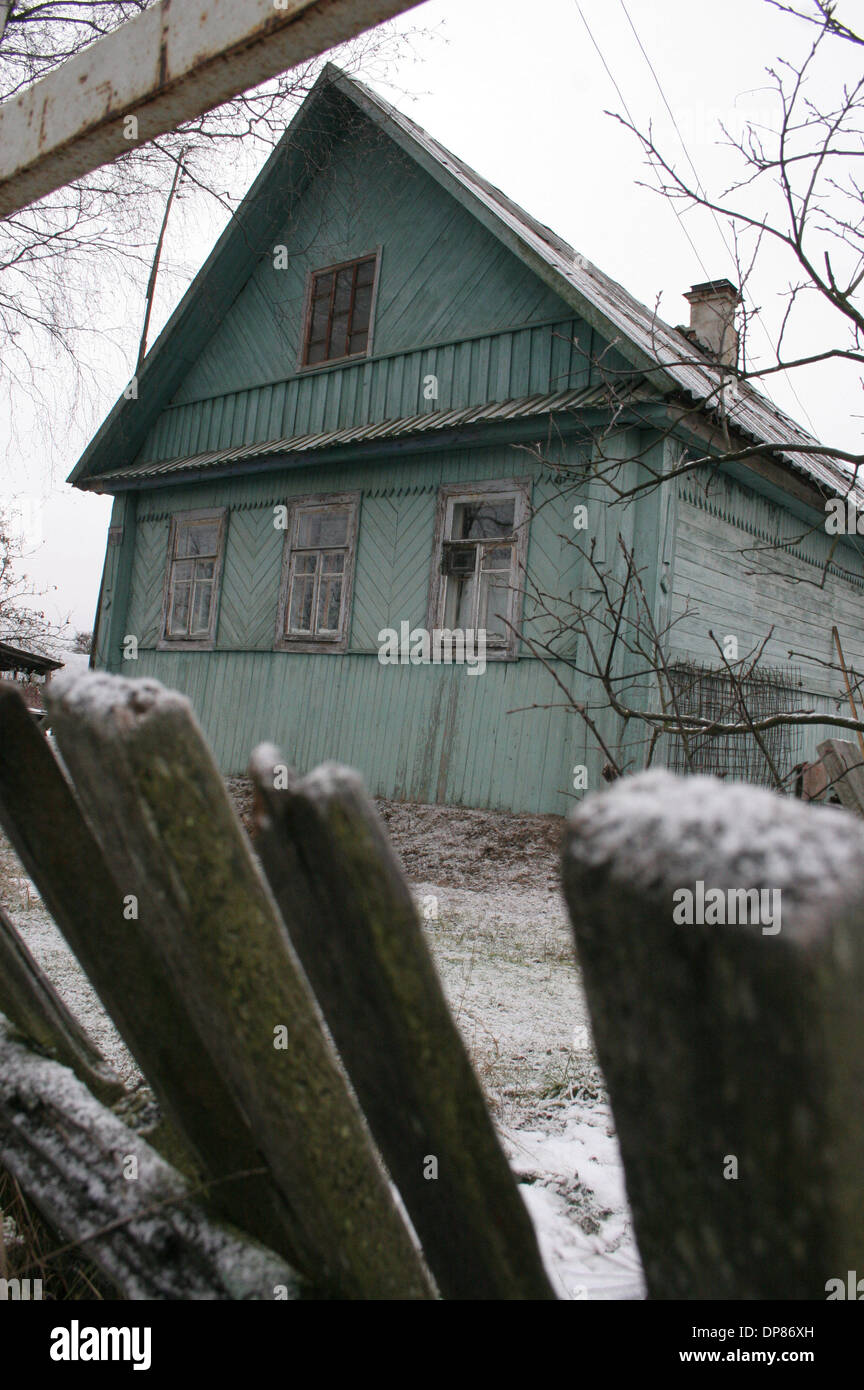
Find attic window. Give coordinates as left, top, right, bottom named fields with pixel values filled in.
left=301, top=253, right=378, bottom=367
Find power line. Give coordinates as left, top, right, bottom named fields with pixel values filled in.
left=616, top=0, right=819, bottom=434
left=572, top=0, right=717, bottom=292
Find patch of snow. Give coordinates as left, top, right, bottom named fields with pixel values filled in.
left=412, top=879, right=643, bottom=1299
left=566, top=771, right=864, bottom=944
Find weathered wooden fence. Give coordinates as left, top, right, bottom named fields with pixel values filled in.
left=816, top=737, right=864, bottom=819
left=0, top=671, right=554, bottom=1300
left=3, top=670, right=861, bottom=1300
left=561, top=769, right=864, bottom=1301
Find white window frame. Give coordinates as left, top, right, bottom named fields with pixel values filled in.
left=426, top=479, right=531, bottom=661
left=275, top=492, right=360, bottom=653
left=158, top=507, right=227, bottom=651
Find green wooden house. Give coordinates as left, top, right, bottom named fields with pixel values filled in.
left=72, top=66, right=864, bottom=814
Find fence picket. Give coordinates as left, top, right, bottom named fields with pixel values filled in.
left=0, top=684, right=302, bottom=1264
left=45, top=673, right=435, bottom=1300
left=0, top=1019, right=303, bottom=1301
left=0, top=903, right=124, bottom=1105
left=562, top=770, right=864, bottom=1300
left=251, top=750, right=556, bottom=1301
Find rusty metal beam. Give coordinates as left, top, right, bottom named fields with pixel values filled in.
left=0, top=0, right=423, bottom=219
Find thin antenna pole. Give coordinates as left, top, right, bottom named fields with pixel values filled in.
left=831, top=625, right=864, bottom=759
left=136, top=156, right=184, bottom=375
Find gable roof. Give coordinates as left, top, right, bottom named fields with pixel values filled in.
left=70, top=64, right=851, bottom=507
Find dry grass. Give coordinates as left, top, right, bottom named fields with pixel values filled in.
left=0, top=1168, right=112, bottom=1300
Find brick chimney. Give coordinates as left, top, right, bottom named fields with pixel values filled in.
left=683, top=279, right=741, bottom=368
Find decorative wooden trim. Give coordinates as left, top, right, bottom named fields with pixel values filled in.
left=274, top=491, right=361, bottom=653
left=157, top=506, right=227, bottom=652
left=296, top=248, right=382, bottom=373
left=678, top=472, right=864, bottom=591
left=425, top=477, right=532, bottom=662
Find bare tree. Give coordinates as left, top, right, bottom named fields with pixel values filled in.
left=0, top=1, right=425, bottom=405
left=0, top=506, right=65, bottom=649
left=618, top=0, right=864, bottom=445
left=514, top=1, right=864, bottom=794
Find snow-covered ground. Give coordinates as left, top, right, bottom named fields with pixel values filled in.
left=0, top=811, right=645, bottom=1300
left=414, top=881, right=643, bottom=1300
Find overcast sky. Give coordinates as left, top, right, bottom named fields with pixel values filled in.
left=2, top=0, right=860, bottom=638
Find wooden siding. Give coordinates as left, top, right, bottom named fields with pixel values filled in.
left=111, top=441, right=602, bottom=811
left=135, top=111, right=624, bottom=465
left=124, top=443, right=587, bottom=648
left=140, top=319, right=602, bottom=463
left=669, top=466, right=864, bottom=756
left=174, top=122, right=579, bottom=397
left=126, top=648, right=581, bottom=815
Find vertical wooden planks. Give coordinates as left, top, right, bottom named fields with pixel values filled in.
left=0, top=1022, right=304, bottom=1302
left=0, top=683, right=304, bottom=1252
left=46, top=671, right=435, bottom=1300
left=562, top=770, right=864, bottom=1299
left=250, top=749, right=556, bottom=1300
left=0, top=904, right=124, bottom=1106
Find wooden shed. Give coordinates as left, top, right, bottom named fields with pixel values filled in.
left=72, top=66, right=864, bottom=813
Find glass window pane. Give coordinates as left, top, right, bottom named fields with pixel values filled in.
left=330, top=313, right=350, bottom=358
left=480, top=545, right=513, bottom=572
left=333, top=268, right=354, bottom=315
left=443, top=575, right=475, bottom=629
left=169, top=580, right=191, bottom=635
left=172, top=558, right=195, bottom=583
left=188, top=524, right=218, bottom=557
left=351, top=281, right=373, bottom=337
left=478, top=572, right=509, bottom=643
left=288, top=567, right=316, bottom=632
left=295, top=508, right=349, bottom=548
left=308, top=274, right=333, bottom=355
left=450, top=498, right=516, bottom=540
left=190, top=580, right=213, bottom=635
left=304, top=259, right=376, bottom=364
left=177, top=523, right=218, bottom=558
left=317, top=572, right=343, bottom=632
left=321, top=552, right=345, bottom=574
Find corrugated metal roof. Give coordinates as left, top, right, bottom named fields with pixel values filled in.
left=91, top=386, right=628, bottom=485
left=343, top=69, right=852, bottom=502
left=75, top=65, right=854, bottom=506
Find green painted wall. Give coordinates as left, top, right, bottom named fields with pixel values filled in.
left=90, top=97, right=864, bottom=810
left=135, top=109, right=626, bottom=466
left=105, top=438, right=625, bottom=812
left=668, top=464, right=864, bottom=761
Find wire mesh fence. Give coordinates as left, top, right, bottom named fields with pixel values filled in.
left=663, top=661, right=806, bottom=788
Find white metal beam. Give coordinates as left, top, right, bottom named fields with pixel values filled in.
left=0, top=0, right=423, bottom=218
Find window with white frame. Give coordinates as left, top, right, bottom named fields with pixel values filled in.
left=161, top=510, right=226, bottom=646
left=276, top=495, right=359, bottom=651
left=429, top=481, right=530, bottom=657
